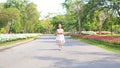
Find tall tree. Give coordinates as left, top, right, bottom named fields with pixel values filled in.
left=4, top=0, right=28, bottom=33
left=25, top=3, right=39, bottom=33
left=4, top=0, right=40, bottom=33
left=0, top=8, right=20, bottom=33
left=63, top=0, right=84, bottom=34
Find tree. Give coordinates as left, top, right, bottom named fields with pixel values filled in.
left=25, top=3, right=39, bottom=33
left=98, top=11, right=107, bottom=35
left=62, top=0, right=85, bottom=34
left=51, top=15, right=66, bottom=32
left=35, top=19, right=53, bottom=34
left=3, top=0, right=40, bottom=33
left=0, top=3, right=4, bottom=9
left=4, top=0, right=28, bottom=33
left=76, top=0, right=120, bottom=35
left=0, top=8, right=20, bottom=33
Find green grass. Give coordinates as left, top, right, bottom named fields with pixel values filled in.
left=71, top=36, right=120, bottom=54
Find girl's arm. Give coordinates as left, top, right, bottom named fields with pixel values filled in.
left=58, top=29, right=64, bottom=34
left=56, top=29, right=64, bottom=35
left=56, top=30, right=58, bottom=35
left=62, top=29, right=64, bottom=35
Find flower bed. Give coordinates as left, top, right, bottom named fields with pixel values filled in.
left=71, top=34, right=120, bottom=45
left=0, top=33, right=42, bottom=43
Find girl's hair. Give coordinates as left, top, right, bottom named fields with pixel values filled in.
left=57, top=23, right=62, bottom=29
left=58, top=23, right=62, bottom=25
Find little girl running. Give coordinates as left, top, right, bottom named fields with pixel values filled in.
left=56, top=24, right=65, bottom=50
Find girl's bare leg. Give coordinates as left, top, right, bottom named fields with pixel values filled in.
left=61, top=41, right=63, bottom=49
left=58, top=40, right=61, bottom=49
left=58, top=40, right=62, bottom=50
left=60, top=40, right=64, bottom=49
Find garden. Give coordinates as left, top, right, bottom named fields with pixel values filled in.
left=72, top=34, right=120, bottom=45
left=71, top=32, right=120, bottom=54
left=0, top=33, right=41, bottom=46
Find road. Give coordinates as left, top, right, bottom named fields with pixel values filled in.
left=0, top=35, right=120, bottom=68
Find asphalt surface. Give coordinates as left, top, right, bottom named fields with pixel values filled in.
left=0, top=35, right=120, bottom=68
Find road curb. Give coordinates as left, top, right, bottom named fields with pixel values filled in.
left=0, top=39, right=34, bottom=51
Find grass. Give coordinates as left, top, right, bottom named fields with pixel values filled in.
left=71, top=36, right=120, bottom=54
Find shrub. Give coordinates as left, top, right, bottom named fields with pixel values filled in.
left=0, top=33, right=41, bottom=43
left=96, top=31, right=111, bottom=34
left=0, top=28, right=6, bottom=33
left=81, top=31, right=96, bottom=35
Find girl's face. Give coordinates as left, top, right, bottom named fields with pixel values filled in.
left=58, top=24, right=62, bottom=29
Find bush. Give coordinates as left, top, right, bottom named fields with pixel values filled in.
left=96, top=31, right=111, bottom=34
left=0, top=28, right=6, bottom=33
left=81, top=31, right=96, bottom=35
left=0, top=33, right=41, bottom=43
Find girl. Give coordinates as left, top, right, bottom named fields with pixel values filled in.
left=56, top=24, right=65, bottom=50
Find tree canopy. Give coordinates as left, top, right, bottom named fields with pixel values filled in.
left=0, top=0, right=120, bottom=34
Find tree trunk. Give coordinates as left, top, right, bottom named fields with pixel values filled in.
left=118, top=12, right=120, bottom=17
left=98, top=26, right=101, bottom=35
left=111, top=24, right=113, bottom=35
left=78, top=16, right=81, bottom=34
left=5, top=24, right=9, bottom=33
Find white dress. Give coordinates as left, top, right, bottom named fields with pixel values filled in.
left=56, top=29, right=65, bottom=43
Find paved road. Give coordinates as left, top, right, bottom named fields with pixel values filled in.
left=0, top=35, right=120, bottom=68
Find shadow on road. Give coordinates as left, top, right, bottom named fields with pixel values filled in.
left=35, top=35, right=88, bottom=47
left=33, top=55, right=120, bottom=68
left=37, top=48, right=59, bottom=51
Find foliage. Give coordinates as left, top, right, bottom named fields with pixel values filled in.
left=0, top=0, right=40, bottom=33
left=0, top=28, right=6, bottom=33
left=62, top=0, right=120, bottom=35
left=24, top=3, right=39, bottom=33
left=0, top=0, right=120, bottom=34
left=0, top=7, right=20, bottom=32
left=51, top=15, right=66, bottom=32
left=35, top=19, right=53, bottom=34
left=62, top=0, right=85, bottom=34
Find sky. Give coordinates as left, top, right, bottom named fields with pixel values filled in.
left=0, top=0, right=66, bottom=18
